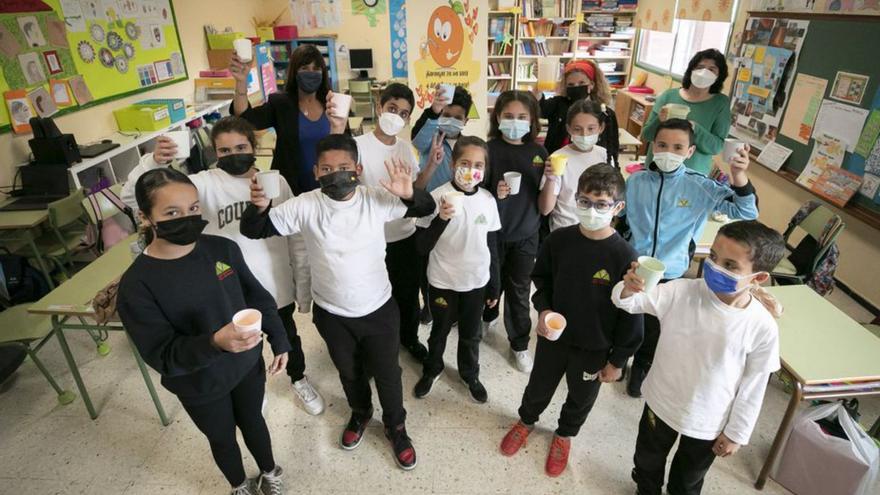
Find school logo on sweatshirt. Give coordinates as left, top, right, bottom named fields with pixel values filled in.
left=677, top=198, right=692, bottom=208
left=433, top=297, right=449, bottom=308
left=215, top=261, right=235, bottom=281
left=532, top=155, right=544, bottom=167
left=592, top=269, right=611, bottom=286
left=475, top=213, right=487, bottom=225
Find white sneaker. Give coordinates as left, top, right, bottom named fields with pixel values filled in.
left=482, top=318, right=498, bottom=334
left=230, top=478, right=259, bottom=495
left=293, top=376, right=325, bottom=415
left=512, top=350, right=533, bottom=373
left=261, top=395, right=268, bottom=416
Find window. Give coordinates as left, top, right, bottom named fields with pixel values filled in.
left=636, top=19, right=733, bottom=77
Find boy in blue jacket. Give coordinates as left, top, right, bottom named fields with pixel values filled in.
left=623, top=118, right=758, bottom=397
left=411, top=85, right=474, bottom=193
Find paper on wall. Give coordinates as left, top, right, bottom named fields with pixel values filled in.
left=854, top=109, right=880, bottom=158
left=797, top=133, right=847, bottom=188
left=860, top=173, right=880, bottom=199
left=812, top=99, right=870, bottom=153
left=60, top=0, right=87, bottom=32
left=780, top=73, right=827, bottom=145
left=756, top=141, right=794, bottom=171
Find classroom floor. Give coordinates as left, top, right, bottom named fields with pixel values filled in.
left=1, top=286, right=877, bottom=495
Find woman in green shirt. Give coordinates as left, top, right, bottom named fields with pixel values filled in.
left=641, top=49, right=731, bottom=175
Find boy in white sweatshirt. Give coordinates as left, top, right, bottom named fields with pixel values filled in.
left=121, top=116, right=324, bottom=415
left=612, top=220, right=785, bottom=495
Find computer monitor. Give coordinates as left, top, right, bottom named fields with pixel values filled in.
left=349, top=49, right=374, bottom=79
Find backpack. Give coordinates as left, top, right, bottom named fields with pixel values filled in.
left=85, top=187, right=137, bottom=254
left=785, top=201, right=840, bottom=296
left=0, top=254, right=51, bottom=305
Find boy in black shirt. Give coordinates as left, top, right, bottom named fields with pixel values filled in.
left=499, top=164, right=643, bottom=477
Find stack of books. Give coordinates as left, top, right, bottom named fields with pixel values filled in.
left=585, top=14, right=615, bottom=35
left=489, top=16, right=514, bottom=38
left=488, top=61, right=512, bottom=76
left=617, top=0, right=638, bottom=10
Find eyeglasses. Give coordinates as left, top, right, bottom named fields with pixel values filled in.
left=576, top=198, right=618, bottom=213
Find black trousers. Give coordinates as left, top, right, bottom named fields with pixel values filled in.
left=633, top=405, right=717, bottom=495
left=482, top=233, right=538, bottom=352
left=419, top=254, right=431, bottom=319
left=424, top=285, right=485, bottom=381
left=518, top=338, right=606, bottom=437
left=277, top=302, right=306, bottom=383
left=181, top=358, right=275, bottom=487
left=632, top=313, right=660, bottom=371
left=313, top=298, right=406, bottom=427
left=386, top=234, right=422, bottom=348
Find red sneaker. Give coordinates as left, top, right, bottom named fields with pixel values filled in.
left=340, top=413, right=371, bottom=450
left=385, top=424, right=417, bottom=470
left=545, top=435, right=571, bottom=477
left=500, top=421, right=532, bottom=456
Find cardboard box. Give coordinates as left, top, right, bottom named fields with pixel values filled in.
left=138, top=98, right=186, bottom=123
left=206, top=32, right=244, bottom=49
left=114, top=105, right=171, bottom=132
left=256, top=27, right=274, bottom=41
left=207, top=49, right=234, bottom=70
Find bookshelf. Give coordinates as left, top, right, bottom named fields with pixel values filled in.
left=487, top=1, right=520, bottom=112
left=267, top=38, right=339, bottom=92
left=513, top=0, right=637, bottom=95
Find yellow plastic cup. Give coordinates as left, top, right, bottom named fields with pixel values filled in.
left=550, top=154, right=568, bottom=176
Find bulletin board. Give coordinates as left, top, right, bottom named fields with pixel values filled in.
left=0, top=0, right=188, bottom=134
left=738, top=13, right=880, bottom=225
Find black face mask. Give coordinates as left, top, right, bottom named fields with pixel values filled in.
left=216, top=153, right=256, bottom=176
left=152, top=215, right=208, bottom=245
left=566, top=85, right=590, bottom=101
left=296, top=71, right=323, bottom=94
left=318, top=171, right=359, bottom=201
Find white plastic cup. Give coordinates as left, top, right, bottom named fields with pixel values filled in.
left=543, top=312, right=567, bottom=341
left=635, top=256, right=666, bottom=293
left=663, top=103, right=691, bottom=120
left=331, top=93, right=353, bottom=118
left=439, top=84, right=456, bottom=105
left=256, top=170, right=281, bottom=199
left=232, top=308, right=262, bottom=333
left=503, top=172, right=522, bottom=195
left=164, top=130, right=190, bottom=159
left=442, top=191, right=464, bottom=216
left=233, top=38, right=253, bottom=63
left=723, top=138, right=745, bottom=162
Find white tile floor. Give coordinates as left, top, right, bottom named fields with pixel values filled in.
left=1, top=284, right=877, bottom=495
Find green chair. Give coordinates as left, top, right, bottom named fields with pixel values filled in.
left=0, top=304, right=76, bottom=405
left=771, top=204, right=844, bottom=285
left=16, top=189, right=95, bottom=279
left=349, top=79, right=375, bottom=121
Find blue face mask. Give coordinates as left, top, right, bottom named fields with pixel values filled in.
left=437, top=116, right=465, bottom=137
left=703, top=259, right=755, bottom=294
left=499, top=119, right=530, bottom=141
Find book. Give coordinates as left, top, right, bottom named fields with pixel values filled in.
left=811, top=167, right=863, bottom=207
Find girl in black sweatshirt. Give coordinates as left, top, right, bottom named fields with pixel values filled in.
left=117, top=168, right=290, bottom=495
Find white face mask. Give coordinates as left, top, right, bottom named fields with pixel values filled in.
left=575, top=206, right=615, bottom=231
left=653, top=151, right=687, bottom=173
left=454, top=166, right=483, bottom=190
left=571, top=133, right=599, bottom=151
left=690, top=68, right=718, bottom=89
left=378, top=112, right=405, bottom=136
left=498, top=119, right=530, bottom=141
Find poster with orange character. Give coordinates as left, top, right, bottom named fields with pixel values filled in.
left=408, top=0, right=487, bottom=131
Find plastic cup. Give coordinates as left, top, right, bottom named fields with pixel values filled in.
left=635, top=256, right=666, bottom=293
left=442, top=190, right=464, bottom=216
left=164, top=130, right=190, bottom=159
left=543, top=312, right=567, bottom=341
left=550, top=154, right=568, bottom=176
left=232, top=308, right=262, bottom=333
left=256, top=170, right=281, bottom=199
left=663, top=103, right=691, bottom=120
left=439, top=84, right=456, bottom=105
left=503, top=172, right=522, bottom=195
left=723, top=138, right=745, bottom=162
left=331, top=93, right=353, bottom=118
left=233, top=38, right=253, bottom=63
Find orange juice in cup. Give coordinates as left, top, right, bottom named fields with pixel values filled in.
left=543, top=312, right=567, bottom=341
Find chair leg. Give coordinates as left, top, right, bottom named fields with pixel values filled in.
left=26, top=347, right=76, bottom=405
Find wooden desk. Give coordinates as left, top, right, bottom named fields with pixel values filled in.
left=29, top=234, right=169, bottom=425
left=0, top=200, right=53, bottom=287
left=619, top=127, right=642, bottom=155
left=0, top=205, right=49, bottom=231
left=755, top=285, right=880, bottom=489
left=615, top=90, right=654, bottom=156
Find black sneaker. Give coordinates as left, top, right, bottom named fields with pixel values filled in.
left=419, top=305, right=433, bottom=325
left=403, top=341, right=429, bottom=363
left=385, top=423, right=417, bottom=470
left=340, top=412, right=372, bottom=450
left=413, top=373, right=440, bottom=398
left=463, top=378, right=488, bottom=404
left=627, top=366, right=647, bottom=398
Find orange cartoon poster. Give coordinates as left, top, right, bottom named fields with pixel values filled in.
left=408, top=0, right=487, bottom=131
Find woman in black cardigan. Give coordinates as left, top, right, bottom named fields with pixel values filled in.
left=536, top=59, right=621, bottom=167
left=229, top=44, right=347, bottom=195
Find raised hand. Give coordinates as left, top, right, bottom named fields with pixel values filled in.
left=153, top=136, right=179, bottom=165
left=431, top=85, right=448, bottom=114
left=229, top=53, right=251, bottom=84
left=325, top=91, right=348, bottom=134
left=249, top=176, right=270, bottom=212
left=428, top=131, right=446, bottom=168
left=620, top=261, right=646, bottom=298
left=380, top=157, right=415, bottom=200
left=438, top=197, right=455, bottom=221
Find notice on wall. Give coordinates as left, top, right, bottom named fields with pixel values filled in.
left=780, top=73, right=827, bottom=145
left=812, top=99, right=870, bottom=153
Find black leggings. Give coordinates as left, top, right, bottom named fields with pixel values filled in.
left=386, top=235, right=422, bottom=348
left=278, top=302, right=306, bottom=382
left=482, top=234, right=538, bottom=352
left=313, top=298, right=406, bottom=427
left=181, top=358, right=275, bottom=487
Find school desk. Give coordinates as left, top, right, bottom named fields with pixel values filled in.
left=0, top=201, right=54, bottom=288
left=619, top=127, right=642, bottom=156
left=756, top=285, right=880, bottom=490
left=28, top=234, right=170, bottom=426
